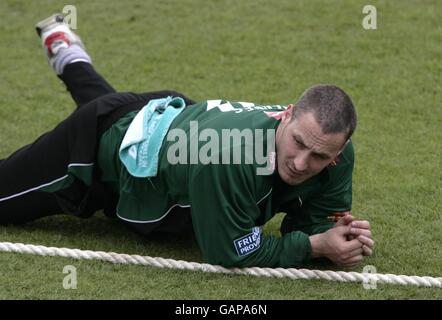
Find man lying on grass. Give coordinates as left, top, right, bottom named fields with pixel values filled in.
left=0, top=14, right=374, bottom=268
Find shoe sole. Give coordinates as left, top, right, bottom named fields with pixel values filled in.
left=35, top=14, right=65, bottom=37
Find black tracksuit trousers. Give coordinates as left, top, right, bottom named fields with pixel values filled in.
left=0, top=62, right=195, bottom=234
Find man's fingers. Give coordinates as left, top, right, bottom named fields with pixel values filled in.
left=357, top=235, right=374, bottom=249
left=358, top=235, right=374, bottom=256
left=336, top=214, right=354, bottom=226
left=335, top=225, right=351, bottom=235
left=344, top=238, right=363, bottom=252
left=362, top=245, right=373, bottom=256
left=346, top=234, right=356, bottom=241
left=345, top=247, right=363, bottom=260
left=340, top=254, right=364, bottom=267
left=350, top=227, right=372, bottom=239
left=351, top=220, right=370, bottom=230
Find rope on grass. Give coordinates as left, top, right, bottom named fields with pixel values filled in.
left=0, top=241, right=441, bottom=288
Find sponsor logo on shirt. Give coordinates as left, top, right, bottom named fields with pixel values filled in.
left=234, top=227, right=261, bottom=257
left=206, top=100, right=286, bottom=113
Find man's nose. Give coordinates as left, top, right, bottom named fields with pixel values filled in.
left=293, top=151, right=309, bottom=172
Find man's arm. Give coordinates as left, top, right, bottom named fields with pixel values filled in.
left=280, top=142, right=374, bottom=266
left=188, top=163, right=313, bottom=268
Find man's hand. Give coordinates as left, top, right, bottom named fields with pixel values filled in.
left=309, top=212, right=375, bottom=267
left=309, top=226, right=364, bottom=267
left=334, top=212, right=374, bottom=257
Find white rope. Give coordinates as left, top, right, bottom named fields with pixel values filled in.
left=0, top=241, right=441, bottom=288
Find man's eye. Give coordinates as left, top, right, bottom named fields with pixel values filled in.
left=294, top=139, right=304, bottom=148
left=315, top=154, right=328, bottom=160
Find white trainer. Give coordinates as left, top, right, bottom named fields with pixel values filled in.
left=35, top=13, right=85, bottom=57
left=35, top=13, right=90, bottom=74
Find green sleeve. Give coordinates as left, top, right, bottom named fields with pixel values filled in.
left=284, top=142, right=354, bottom=236
left=189, top=163, right=312, bottom=268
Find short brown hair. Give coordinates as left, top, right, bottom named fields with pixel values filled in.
left=292, top=84, right=357, bottom=141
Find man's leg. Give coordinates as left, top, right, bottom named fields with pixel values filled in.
left=0, top=15, right=113, bottom=225
left=37, top=13, right=197, bottom=110
left=0, top=91, right=149, bottom=225
left=60, top=62, right=116, bottom=108
left=0, top=14, right=197, bottom=227
left=0, top=176, right=62, bottom=225
left=36, top=14, right=116, bottom=108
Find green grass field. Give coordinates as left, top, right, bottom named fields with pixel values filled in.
left=0, top=0, right=441, bottom=299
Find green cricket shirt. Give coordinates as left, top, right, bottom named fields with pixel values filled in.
left=97, top=99, right=354, bottom=268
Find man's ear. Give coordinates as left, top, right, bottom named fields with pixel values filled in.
left=337, top=139, right=350, bottom=155
left=282, top=104, right=295, bottom=123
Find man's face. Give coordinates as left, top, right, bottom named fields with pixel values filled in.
left=275, top=106, right=347, bottom=185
